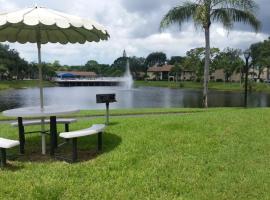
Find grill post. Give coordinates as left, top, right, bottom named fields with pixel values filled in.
left=96, top=94, right=116, bottom=126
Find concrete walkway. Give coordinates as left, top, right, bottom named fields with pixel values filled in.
left=0, top=111, right=192, bottom=125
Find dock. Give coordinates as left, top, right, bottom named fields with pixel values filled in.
left=54, top=78, right=125, bottom=87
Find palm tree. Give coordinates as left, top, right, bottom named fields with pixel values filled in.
left=160, top=0, right=261, bottom=108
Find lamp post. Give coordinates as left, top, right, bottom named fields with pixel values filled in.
left=244, top=49, right=251, bottom=108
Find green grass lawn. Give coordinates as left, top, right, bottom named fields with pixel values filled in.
left=0, top=80, right=55, bottom=90
left=0, top=108, right=269, bottom=199
left=135, top=80, right=270, bottom=92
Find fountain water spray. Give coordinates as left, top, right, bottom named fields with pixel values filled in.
left=122, top=50, right=134, bottom=89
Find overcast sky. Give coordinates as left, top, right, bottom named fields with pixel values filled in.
left=0, top=0, right=269, bottom=65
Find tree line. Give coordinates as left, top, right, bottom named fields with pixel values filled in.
left=0, top=37, right=269, bottom=81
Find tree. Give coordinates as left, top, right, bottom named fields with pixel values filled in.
left=160, top=0, right=260, bottom=107
left=27, top=62, right=38, bottom=79
left=171, top=62, right=183, bottom=82
left=145, top=52, right=167, bottom=67
left=51, top=60, right=62, bottom=71
left=84, top=60, right=101, bottom=74
left=0, top=64, right=8, bottom=80
left=169, top=56, right=185, bottom=65
left=109, top=56, right=128, bottom=77
left=250, top=42, right=264, bottom=79
left=0, top=44, right=31, bottom=80
left=250, top=38, right=270, bottom=80
left=184, top=47, right=220, bottom=81
left=129, top=56, right=147, bottom=79
left=40, top=62, right=56, bottom=80
left=212, top=48, right=244, bottom=82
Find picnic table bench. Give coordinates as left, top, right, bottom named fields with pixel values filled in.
left=59, top=124, right=106, bottom=162
left=0, top=138, right=19, bottom=167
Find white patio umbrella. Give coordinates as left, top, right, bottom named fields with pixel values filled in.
left=0, top=5, right=109, bottom=154
left=0, top=5, right=109, bottom=108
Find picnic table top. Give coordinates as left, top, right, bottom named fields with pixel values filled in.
left=3, top=106, right=80, bottom=118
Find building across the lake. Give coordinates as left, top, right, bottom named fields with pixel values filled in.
left=180, top=70, right=196, bottom=81
left=56, top=71, right=97, bottom=79
left=210, top=69, right=241, bottom=82
left=147, top=64, right=195, bottom=81
left=147, top=64, right=173, bottom=80
left=147, top=63, right=270, bottom=82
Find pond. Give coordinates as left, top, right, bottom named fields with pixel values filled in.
left=0, top=86, right=269, bottom=111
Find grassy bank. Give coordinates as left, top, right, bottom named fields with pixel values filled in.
left=0, top=108, right=269, bottom=199
left=135, top=80, right=270, bottom=92
left=0, top=80, right=55, bottom=90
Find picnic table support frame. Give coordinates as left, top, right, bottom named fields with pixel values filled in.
left=3, top=106, right=79, bottom=156
left=0, top=148, right=6, bottom=167
left=50, top=116, right=57, bottom=156
left=98, top=132, right=102, bottom=151
left=65, top=124, right=69, bottom=132
left=72, top=138, right=77, bottom=162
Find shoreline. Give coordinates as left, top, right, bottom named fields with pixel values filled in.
left=0, top=80, right=55, bottom=90
left=1, top=80, right=270, bottom=93
left=134, top=80, right=270, bottom=93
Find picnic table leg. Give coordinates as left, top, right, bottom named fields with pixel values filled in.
left=65, top=123, right=69, bottom=132
left=18, top=117, right=25, bottom=154
left=72, top=138, right=78, bottom=163
left=0, top=148, right=6, bottom=167
left=105, top=102, right=109, bottom=125
left=50, top=116, right=57, bottom=156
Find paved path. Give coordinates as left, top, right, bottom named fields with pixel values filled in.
left=0, top=112, right=193, bottom=124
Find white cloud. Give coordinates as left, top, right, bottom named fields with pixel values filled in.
left=0, top=0, right=269, bottom=66
left=0, top=0, right=18, bottom=10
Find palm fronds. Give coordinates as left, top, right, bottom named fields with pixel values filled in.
left=160, top=0, right=261, bottom=32
left=160, top=2, right=199, bottom=30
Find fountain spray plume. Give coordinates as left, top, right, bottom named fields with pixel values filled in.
left=122, top=50, right=134, bottom=89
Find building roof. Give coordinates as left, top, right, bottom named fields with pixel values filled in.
left=56, top=71, right=96, bottom=77
left=147, top=65, right=173, bottom=72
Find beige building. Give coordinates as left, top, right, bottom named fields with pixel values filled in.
left=211, top=69, right=241, bottom=82
left=147, top=64, right=270, bottom=82
left=147, top=64, right=196, bottom=81
left=253, top=67, right=270, bottom=81
left=147, top=65, right=173, bottom=80
left=180, top=70, right=196, bottom=81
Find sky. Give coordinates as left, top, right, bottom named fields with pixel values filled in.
left=0, top=0, right=269, bottom=66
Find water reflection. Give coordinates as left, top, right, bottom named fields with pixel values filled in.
left=0, top=86, right=270, bottom=111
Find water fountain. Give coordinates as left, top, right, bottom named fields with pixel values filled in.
left=122, top=50, right=134, bottom=90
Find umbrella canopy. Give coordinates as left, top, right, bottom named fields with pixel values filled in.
left=0, top=6, right=109, bottom=155
left=0, top=6, right=109, bottom=109
left=0, top=6, right=109, bottom=44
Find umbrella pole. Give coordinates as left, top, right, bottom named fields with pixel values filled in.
left=37, top=41, right=46, bottom=155
left=37, top=42, right=44, bottom=109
